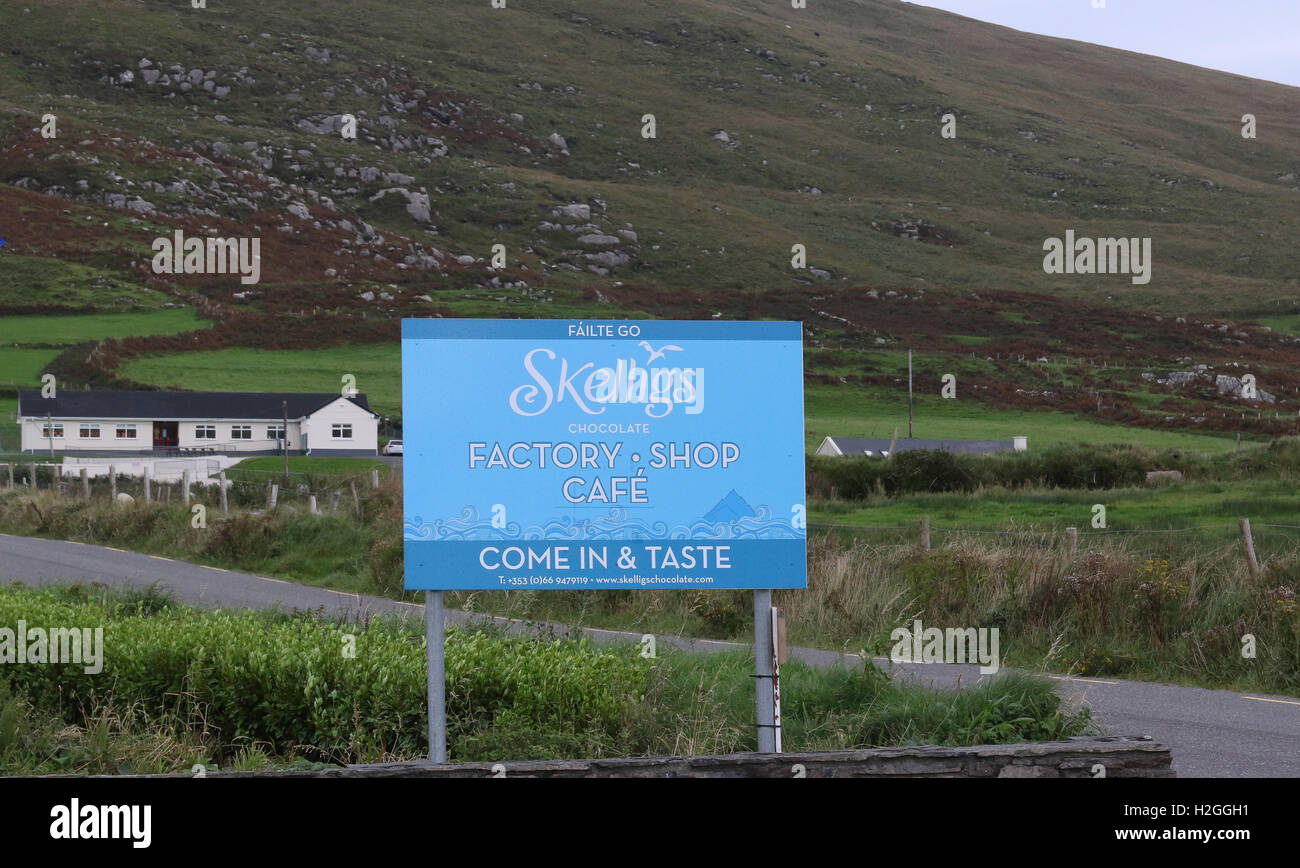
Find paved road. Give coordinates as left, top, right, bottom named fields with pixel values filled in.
left=2, top=532, right=1297, bottom=777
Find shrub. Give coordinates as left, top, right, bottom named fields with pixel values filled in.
left=0, top=590, right=649, bottom=764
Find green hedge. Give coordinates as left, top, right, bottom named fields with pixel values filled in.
left=809, top=443, right=1149, bottom=499
left=0, top=590, right=648, bottom=761
left=809, top=438, right=1300, bottom=501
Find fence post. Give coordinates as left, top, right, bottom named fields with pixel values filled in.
left=30, top=464, right=36, bottom=491
left=144, top=467, right=151, bottom=503
left=330, top=490, right=341, bottom=513
left=308, top=494, right=318, bottom=515
left=5, top=463, right=12, bottom=489
left=1239, top=518, right=1260, bottom=578
left=919, top=516, right=931, bottom=551
left=182, top=470, right=191, bottom=506
left=350, top=480, right=360, bottom=516
left=1066, top=527, right=1078, bottom=554
left=219, top=471, right=228, bottom=513
left=372, top=468, right=380, bottom=490
left=80, top=468, right=90, bottom=498
left=268, top=483, right=279, bottom=509
left=109, top=465, right=116, bottom=500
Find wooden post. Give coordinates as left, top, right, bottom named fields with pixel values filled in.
left=1239, top=518, right=1260, bottom=578
left=144, top=467, right=151, bottom=503
left=372, top=468, right=380, bottom=490
left=30, top=464, right=36, bottom=491
left=109, top=465, right=116, bottom=500
left=350, top=480, right=360, bottom=516
left=268, top=483, right=279, bottom=509
left=219, top=471, right=228, bottom=513
left=919, top=515, right=931, bottom=551
left=308, top=494, right=318, bottom=515
left=1066, top=526, right=1078, bottom=554
left=6, top=463, right=12, bottom=489
left=329, top=490, right=341, bottom=513
left=80, top=468, right=89, bottom=498
left=182, top=470, right=191, bottom=505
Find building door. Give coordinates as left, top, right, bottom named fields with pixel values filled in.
left=153, top=421, right=179, bottom=450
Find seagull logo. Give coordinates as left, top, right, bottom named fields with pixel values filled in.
left=639, top=341, right=683, bottom=363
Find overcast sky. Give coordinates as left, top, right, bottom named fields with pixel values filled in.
left=907, top=0, right=1300, bottom=88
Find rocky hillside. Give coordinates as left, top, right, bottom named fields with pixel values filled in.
left=1, top=0, right=1298, bottom=440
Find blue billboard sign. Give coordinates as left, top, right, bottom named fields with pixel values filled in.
left=402, top=319, right=806, bottom=590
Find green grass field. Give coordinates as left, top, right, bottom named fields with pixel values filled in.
left=0, top=348, right=60, bottom=389
left=226, top=456, right=389, bottom=482
left=1256, top=314, right=1300, bottom=336
left=116, top=348, right=1244, bottom=453
left=804, top=384, right=1240, bottom=453
left=118, top=345, right=401, bottom=414
left=0, top=308, right=208, bottom=345
left=812, top=478, right=1300, bottom=539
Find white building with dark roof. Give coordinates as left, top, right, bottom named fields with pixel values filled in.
left=17, top=390, right=379, bottom=456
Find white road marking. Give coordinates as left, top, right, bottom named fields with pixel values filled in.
left=1242, top=695, right=1300, bottom=706
left=1047, top=675, right=1119, bottom=685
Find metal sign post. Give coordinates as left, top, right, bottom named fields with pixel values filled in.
left=425, top=590, right=447, bottom=763
left=772, top=605, right=784, bottom=753
left=754, top=589, right=776, bottom=753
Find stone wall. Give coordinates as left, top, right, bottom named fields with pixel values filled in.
left=193, top=736, right=1172, bottom=778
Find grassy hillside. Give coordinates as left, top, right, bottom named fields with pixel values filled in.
left=0, top=0, right=1297, bottom=447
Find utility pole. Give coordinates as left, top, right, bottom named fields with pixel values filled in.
left=47, top=413, right=54, bottom=457
left=282, top=400, right=290, bottom=478
left=907, top=349, right=914, bottom=439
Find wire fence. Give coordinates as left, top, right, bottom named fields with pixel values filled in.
left=3, top=462, right=1295, bottom=569
left=809, top=522, right=1300, bottom=534
left=808, top=516, right=1300, bottom=568
left=0, top=460, right=390, bottom=516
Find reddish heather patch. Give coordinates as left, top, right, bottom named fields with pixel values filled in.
left=591, top=282, right=1300, bottom=437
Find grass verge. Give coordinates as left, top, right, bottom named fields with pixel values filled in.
left=0, top=584, right=1091, bottom=773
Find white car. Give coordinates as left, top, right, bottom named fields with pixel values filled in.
left=382, top=439, right=403, bottom=456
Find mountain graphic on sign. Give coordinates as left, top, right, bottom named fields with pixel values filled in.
left=703, top=489, right=756, bottom=524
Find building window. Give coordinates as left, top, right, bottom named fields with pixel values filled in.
left=267, top=425, right=285, bottom=440
left=231, top=425, right=252, bottom=440
left=195, top=425, right=217, bottom=440
left=41, top=423, right=64, bottom=439
left=79, top=424, right=100, bottom=439
left=331, top=424, right=352, bottom=440
left=116, top=424, right=137, bottom=439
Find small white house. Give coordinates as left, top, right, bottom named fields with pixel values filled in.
left=18, top=390, right=379, bottom=456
